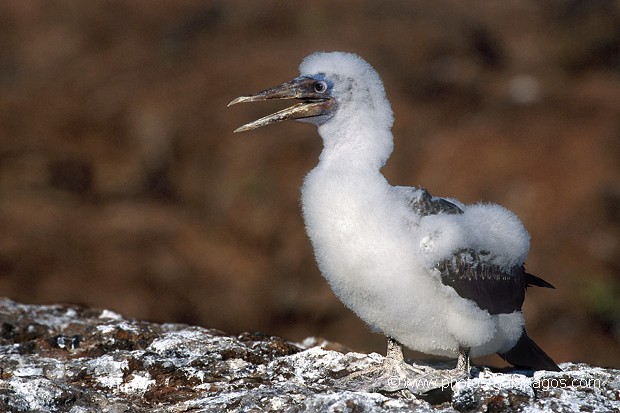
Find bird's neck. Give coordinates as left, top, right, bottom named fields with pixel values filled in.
left=316, top=119, right=394, bottom=172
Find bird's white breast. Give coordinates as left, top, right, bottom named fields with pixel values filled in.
left=301, top=166, right=408, bottom=296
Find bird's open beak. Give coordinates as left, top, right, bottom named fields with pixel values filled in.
left=228, top=77, right=334, bottom=133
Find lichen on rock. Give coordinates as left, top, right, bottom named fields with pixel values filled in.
left=0, top=298, right=618, bottom=412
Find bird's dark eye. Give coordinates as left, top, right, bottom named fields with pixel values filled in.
left=314, top=81, right=327, bottom=93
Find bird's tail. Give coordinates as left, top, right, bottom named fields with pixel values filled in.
left=498, top=329, right=561, bottom=371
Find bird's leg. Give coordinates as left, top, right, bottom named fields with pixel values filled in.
left=386, top=336, right=403, bottom=361
left=456, top=346, right=471, bottom=375
left=337, top=337, right=432, bottom=394
left=384, top=337, right=425, bottom=374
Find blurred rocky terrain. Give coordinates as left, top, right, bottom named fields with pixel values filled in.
left=1, top=299, right=618, bottom=412
left=0, top=1, right=619, bottom=369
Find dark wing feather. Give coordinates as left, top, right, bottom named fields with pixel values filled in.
left=436, top=250, right=559, bottom=370
left=407, top=188, right=463, bottom=216
left=436, top=249, right=529, bottom=315
left=526, top=272, right=555, bottom=289
left=435, top=250, right=556, bottom=315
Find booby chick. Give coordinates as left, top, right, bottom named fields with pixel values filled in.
left=229, top=52, right=560, bottom=392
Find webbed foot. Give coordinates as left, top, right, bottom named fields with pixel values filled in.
left=337, top=339, right=470, bottom=395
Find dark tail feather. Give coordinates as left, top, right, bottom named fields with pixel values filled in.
left=498, top=330, right=561, bottom=371
left=525, top=272, right=555, bottom=289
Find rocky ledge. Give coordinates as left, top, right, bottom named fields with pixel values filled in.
left=0, top=298, right=618, bottom=412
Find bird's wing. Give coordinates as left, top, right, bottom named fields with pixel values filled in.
left=404, top=187, right=464, bottom=216
left=436, top=248, right=555, bottom=315
left=402, top=186, right=553, bottom=315
left=407, top=188, right=560, bottom=370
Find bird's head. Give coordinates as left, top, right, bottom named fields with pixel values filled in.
left=229, top=52, right=393, bottom=134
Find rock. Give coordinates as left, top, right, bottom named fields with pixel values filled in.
left=0, top=298, right=618, bottom=412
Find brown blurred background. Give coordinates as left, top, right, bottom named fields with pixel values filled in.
left=0, top=1, right=618, bottom=368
